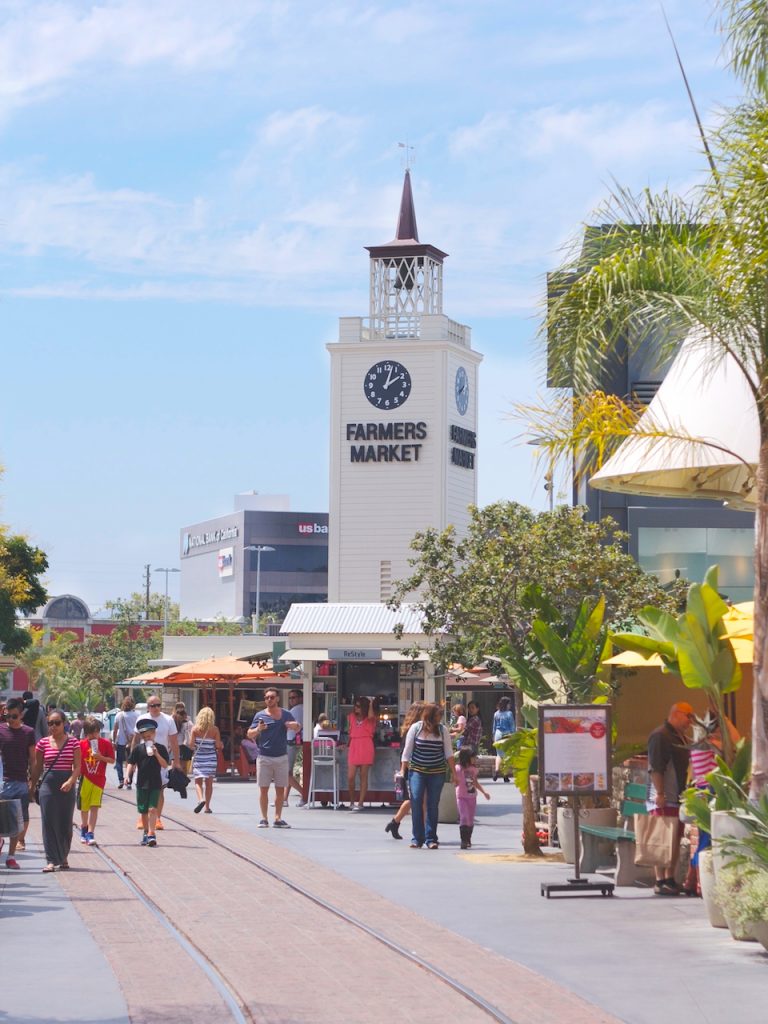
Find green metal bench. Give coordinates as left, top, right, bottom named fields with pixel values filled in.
left=579, top=782, right=654, bottom=886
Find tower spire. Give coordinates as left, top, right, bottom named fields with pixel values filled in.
left=395, top=169, right=419, bottom=243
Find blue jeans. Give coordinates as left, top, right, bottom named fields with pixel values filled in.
left=115, top=744, right=127, bottom=784
left=408, top=771, right=444, bottom=846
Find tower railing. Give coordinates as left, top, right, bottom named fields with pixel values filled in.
left=337, top=314, right=470, bottom=347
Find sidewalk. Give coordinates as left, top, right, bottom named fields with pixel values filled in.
left=0, top=815, right=129, bottom=1024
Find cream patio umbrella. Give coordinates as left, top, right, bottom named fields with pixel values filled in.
left=589, top=330, right=759, bottom=509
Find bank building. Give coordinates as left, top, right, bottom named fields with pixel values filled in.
left=281, top=170, right=484, bottom=798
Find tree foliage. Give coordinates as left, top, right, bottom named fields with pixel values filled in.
left=537, top=1, right=768, bottom=794
left=391, top=502, right=679, bottom=670
left=104, top=591, right=180, bottom=623
left=0, top=524, right=48, bottom=656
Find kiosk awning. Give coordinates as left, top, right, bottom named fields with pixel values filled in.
left=280, top=648, right=431, bottom=662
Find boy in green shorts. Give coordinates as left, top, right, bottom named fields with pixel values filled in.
left=128, top=718, right=168, bottom=847
left=78, top=715, right=115, bottom=845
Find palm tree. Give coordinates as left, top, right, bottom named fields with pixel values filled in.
left=543, top=1, right=768, bottom=796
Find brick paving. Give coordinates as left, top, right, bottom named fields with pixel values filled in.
left=54, top=790, right=621, bottom=1024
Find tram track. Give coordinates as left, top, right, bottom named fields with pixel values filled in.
left=100, top=791, right=516, bottom=1024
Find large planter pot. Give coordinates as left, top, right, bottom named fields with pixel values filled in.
left=711, top=810, right=752, bottom=878
left=698, top=850, right=728, bottom=929
left=557, top=806, right=617, bottom=865
left=751, top=921, right=768, bottom=953
left=438, top=780, right=458, bottom=824
left=723, top=912, right=758, bottom=942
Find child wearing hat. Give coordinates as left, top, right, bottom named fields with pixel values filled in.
left=128, top=718, right=169, bottom=847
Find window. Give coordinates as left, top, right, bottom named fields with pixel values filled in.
left=247, top=545, right=328, bottom=574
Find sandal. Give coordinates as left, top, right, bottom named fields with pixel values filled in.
left=59, top=862, right=70, bottom=870
left=427, top=842, right=439, bottom=849
left=42, top=864, right=56, bottom=873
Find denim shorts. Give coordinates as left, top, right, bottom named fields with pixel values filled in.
left=1, top=779, right=31, bottom=822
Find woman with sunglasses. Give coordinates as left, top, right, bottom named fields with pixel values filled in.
left=30, top=710, right=81, bottom=873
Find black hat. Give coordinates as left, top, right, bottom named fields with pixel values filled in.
left=136, top=718, right=158, bottom=734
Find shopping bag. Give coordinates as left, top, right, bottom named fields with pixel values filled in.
left=633, top=813, right=677, bottom=867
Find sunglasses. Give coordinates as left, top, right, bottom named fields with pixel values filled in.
left=7, top=713, right=21, bottom=721
left=148, top=703, right=161, bottom=708
left=48, top=719, right=64, bottom=726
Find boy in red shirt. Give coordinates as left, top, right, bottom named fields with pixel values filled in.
left=78, top=716, right=115, bottom=845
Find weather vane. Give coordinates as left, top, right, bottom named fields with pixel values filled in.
left=398, top=141, right=415, bottom=170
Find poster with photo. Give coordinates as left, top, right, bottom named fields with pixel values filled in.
left=538, top=704, right=611, bottom=797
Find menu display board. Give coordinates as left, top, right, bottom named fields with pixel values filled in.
left=538, top=704, right=611, bottom=797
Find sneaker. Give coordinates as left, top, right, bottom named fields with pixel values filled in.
left=273, top=819, right=291, bottom=829
left=155, top=819, right=164, bottom=830
left=125, top=782, right=132, bottom=789
left=140, top=834, right=150, bottom=846
left=5, top=858, right=20, bottom=869
left=80, top=826, right=89, bottom=843
left=258, top=818, right=269, bottom=828
left=86, top=832, right=96, bottom=846
left=118, top=782, right=124, bottom=790
left=146, top=835, right=157, bottom=847
left=296, top=799, right=307, bottom=807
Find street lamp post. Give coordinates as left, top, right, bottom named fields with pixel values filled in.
left=154, top=567, right=180, bottom=634
left=527, top=437, right=555, bottom=512
left=244, top=545, right=275, bottom=634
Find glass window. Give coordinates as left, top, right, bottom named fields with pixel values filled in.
left=638, top=526, right=754, bottom=602
left=248, top=545, right=328, bottom=574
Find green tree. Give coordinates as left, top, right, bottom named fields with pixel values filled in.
left=0, top=532, right=47, bottom=656
left=104, top=591, right=179, bottom=623
left=542, top=1, right=768, bottom=796
left=392, top=502, right=678, bottom=672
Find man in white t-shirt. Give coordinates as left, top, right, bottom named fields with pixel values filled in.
left=130, top=696, right=179, bottom=830
left=284, top=689, right=306, bottom=807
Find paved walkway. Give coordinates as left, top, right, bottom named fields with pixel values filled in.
left=2, top=774, right=767, bottom=1024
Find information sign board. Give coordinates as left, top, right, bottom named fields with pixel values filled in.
left=538, top=704, right=611, bottom=797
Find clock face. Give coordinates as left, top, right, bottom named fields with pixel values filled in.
left=455, top=366, right=469, bottom=415
left=363, top=360, right=412, bottom=409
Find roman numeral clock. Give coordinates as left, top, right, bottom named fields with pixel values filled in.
left=327, top=170, right=482, bottom=603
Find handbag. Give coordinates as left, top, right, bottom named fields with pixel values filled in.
left=33, top=739, right=70, bottom=804
left=633, top=813, right=678, bottom=867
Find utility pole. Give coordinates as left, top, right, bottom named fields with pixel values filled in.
left=144, top=564, right=151, bottom=620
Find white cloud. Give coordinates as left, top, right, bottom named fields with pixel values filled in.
left=449, top=113, right=511, bottom=158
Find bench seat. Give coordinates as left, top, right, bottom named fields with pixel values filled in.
left=579, top=824, right=636, bottom=843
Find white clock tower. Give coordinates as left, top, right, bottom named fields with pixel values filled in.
left=327, top=171, right=482, bottom=602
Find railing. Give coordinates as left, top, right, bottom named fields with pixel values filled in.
left=337, top=314, right=470, bottom=347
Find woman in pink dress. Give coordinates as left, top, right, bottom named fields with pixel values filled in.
left=346, top=697, right=376, bottom=810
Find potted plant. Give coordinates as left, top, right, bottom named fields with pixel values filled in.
left=715, top=864, right=768, bottom=942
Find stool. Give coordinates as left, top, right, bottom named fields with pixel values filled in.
left=308, top=738, right=339, bottom=808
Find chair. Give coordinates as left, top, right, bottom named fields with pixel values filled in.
left=308, top=738, right=339, bottom=808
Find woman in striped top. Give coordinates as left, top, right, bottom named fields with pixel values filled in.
left=190, top=707, right=222, bottom=814
left=401, top=703, right=457, bottom=849
left=31, top=709, right=81, bottom=872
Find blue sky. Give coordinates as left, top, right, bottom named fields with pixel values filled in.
left=0, top=1, right=736, bottom=612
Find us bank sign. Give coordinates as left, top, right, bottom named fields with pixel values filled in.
left=182, top=525, right=239, bottom=556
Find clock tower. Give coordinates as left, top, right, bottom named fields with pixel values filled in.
left=327, top=171, right=482, bottom=602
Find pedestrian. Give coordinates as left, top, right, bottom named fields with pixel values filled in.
left=174, top=702, right=193, bottom=774
left=247, top=687, right=301, bottom=829
left=31, top=708, right=81, bottom=873
left=284, top=688, right=306, bottom=807
left=449, top=703, right=467, bottom=746
left=78, top=716, right=115, bottom=846
left=462, top=701, right=483, bottom=754
left=346, top=696, right=376, bottom=810
left=384, top=700, right=425, bottom=840
left=130, top=696, right=179, bottom=831
left=112, top=696, right=138, bottom=790
left=0, top=697, right=36, bottom=868
left=128, top=718, right=168, bottom=847
left=313, top=714, right=331, bottom=739
left=70, top=712, right=85, bottom=741
left=492, top=697, right=515, bottom=781
left=190, top=706, right=222, bottom=814
left=400, top=703, right=457, bottom=850
left=21, top=690, right=48, bottom=741
left=456, top=748, right=490, bottom=849
left=647, top=701, right=695, bottom=896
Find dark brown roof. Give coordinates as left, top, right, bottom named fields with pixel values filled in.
left=365, top=170, right=448, bottom=262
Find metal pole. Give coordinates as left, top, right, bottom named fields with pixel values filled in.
left=255, top=547, right=262, bottom=634
left=163, top=571, right=169, bottom=634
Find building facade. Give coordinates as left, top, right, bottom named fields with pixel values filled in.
left=179, top=494, right=328, bottom=621
left=327, top=170, right=482, bottom=601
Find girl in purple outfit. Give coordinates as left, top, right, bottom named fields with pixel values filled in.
left=455, top=748, right=490, bottom=849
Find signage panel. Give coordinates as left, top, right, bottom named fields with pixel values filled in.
left=217, top=547, right=234, bottom=578
left=538, top=704, right=611, bottom=797
left=328, top=648, right=382, bottom=661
